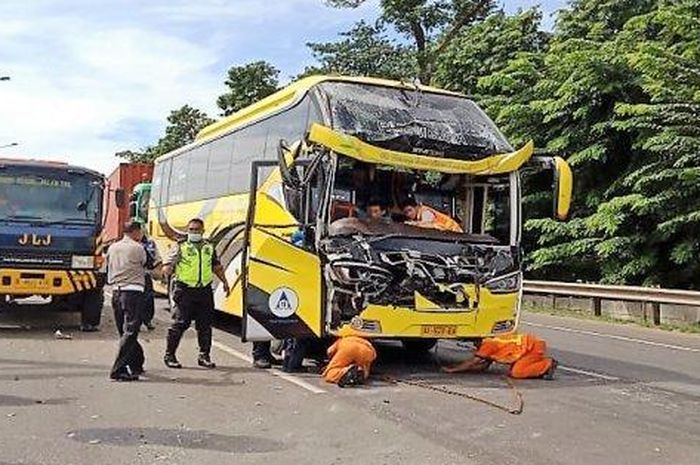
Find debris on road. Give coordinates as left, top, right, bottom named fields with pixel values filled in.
left=54, top=329, right=73, bottom=340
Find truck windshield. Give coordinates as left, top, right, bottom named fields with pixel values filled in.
left=0, top=168, right=102, bottom=224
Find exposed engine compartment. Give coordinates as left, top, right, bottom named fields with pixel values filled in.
left=321, top=219, right=518, bottom=326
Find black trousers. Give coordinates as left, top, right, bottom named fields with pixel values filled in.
left=142, top=275, right=155, bottom=324
left=166, top=284, right=214, bottom=356
left=252, top=341, right=272, bottom=361
left=111, top=290, right=144, bottom=377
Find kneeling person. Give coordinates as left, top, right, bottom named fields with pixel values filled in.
left=322, top=336, right=377, bottom=387
left=163, top=218, right=230, bottom=369
left=444, top=333, right=557, bottom=379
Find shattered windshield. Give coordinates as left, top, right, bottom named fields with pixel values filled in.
left=319, top=82, right=513, bottom=159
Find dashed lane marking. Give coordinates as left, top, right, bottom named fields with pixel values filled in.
left=558, top=365, right=620, bottom=381
left=212, top=340, right=326, bottom=394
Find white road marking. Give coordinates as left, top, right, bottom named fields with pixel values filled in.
left=212, top=340, right=326, bottom=394
left=523, top=321, right=700, bottom=353
left=558, top=365, right=620, bottom=381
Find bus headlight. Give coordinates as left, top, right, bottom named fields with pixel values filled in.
left=484, top=272, right=520, bottom=294
left=71, top=255, right=95, bottom=269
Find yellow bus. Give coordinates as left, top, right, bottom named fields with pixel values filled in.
left=148, top=75, right=571, bottom=350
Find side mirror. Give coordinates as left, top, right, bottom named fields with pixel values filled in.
left=552, top=156, right=573, bottom=221
left=115, top=188, right=126, bottom=208
left=77, top=201, right=87, bottom=212
left=128, top=201, right=137, bottom=220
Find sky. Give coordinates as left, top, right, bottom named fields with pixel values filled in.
left=0, top=0, right=567, bottom=175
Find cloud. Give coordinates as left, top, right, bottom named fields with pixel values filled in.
left=0, top=0, right=378, bottom=175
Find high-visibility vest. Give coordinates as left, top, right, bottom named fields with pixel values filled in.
left=417, top=205, right=463, bottom=232
left=175, top=241, right=214, bottom=287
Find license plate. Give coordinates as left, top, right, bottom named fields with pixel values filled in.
left=420, top=325, right=457, bottom=337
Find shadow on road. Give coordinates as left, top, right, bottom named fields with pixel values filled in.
left=70, top=427, right=287, bottom=453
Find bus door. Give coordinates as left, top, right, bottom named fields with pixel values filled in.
left=241, top=160, right=323, bottom=342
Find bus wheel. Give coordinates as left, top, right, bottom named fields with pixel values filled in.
left=81, top=288, right=104, bottom=327
left=401, top=338, right=437, bottom=355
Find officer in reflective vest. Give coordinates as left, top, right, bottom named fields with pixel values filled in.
left=162, top=218, right=230, bottom=369
left=401, top=197, right=463, bottom=233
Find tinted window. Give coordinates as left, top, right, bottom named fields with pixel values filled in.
left=206, top=135, right=235, bottom=197
left=186, top=146, right=210, bottom=201
left=168, top=155, right=189, bottom=204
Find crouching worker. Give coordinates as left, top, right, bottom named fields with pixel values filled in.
left=444, top=333, right=557, bottom=380
left=322, top=336, right=377, bottom=387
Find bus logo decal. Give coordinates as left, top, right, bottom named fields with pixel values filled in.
left=268, top=287, right=298, bottom=318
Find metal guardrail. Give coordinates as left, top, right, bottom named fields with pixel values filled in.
left=522, top=280, right=700, bottom=325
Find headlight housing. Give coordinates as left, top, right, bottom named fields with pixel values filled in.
left=484, top=272, right=521, bottom=294
left=71, top=255, right=95, bottom=269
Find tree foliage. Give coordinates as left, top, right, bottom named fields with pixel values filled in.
left=317, top=0, right=496, bottom=82
left=216, top=61, right=280, bottom=116
left=300, top=20, right=414, bottom=80
left=116, top=105, right=214, bottom=163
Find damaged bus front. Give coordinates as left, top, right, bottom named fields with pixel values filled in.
left=240, top=78, right=572, bottom=348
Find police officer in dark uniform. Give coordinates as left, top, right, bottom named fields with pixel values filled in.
left=162, top=218, right=230, bottom=369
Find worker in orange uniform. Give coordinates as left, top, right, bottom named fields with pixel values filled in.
left=322, top=336, right=377, bottom=387
left=443, top=333, right=558, bottom=379
left=401, top=197, right=463, bottom=233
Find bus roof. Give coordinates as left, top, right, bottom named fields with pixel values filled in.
left=195, top=75, right=463, bottom=143
left=0, top=158, right=103, bottom=178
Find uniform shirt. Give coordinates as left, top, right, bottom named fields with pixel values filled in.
left=163, top=241, right=221, bottom=268
left=107, top=236, right=147, bottom=290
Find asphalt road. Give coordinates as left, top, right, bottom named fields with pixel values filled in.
left=1, top=295, right=699, bottom=465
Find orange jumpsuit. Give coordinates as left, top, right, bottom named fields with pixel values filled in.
left=415, top=205, right=463, bottom=233
left=476, top=333, right=553, bottom=379
left=322, top=336, right=377, bottom=384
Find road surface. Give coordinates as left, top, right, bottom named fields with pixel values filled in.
left=1, top=294, right=698, bottom=465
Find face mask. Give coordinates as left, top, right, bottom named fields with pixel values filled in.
left=188, top=233, right=203, bottom=243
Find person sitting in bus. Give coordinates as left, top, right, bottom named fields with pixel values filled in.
left=400, top=197, right=463, bottom=232
left=366, top=197, right=391, bottom=222
left=442, top=333, right=558, bottom=380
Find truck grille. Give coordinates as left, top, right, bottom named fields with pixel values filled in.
left=0, top=252, right=72, bottom=269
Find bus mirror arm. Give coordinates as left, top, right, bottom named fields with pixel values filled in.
left=278, top=140, right=302, bottom=189
left=525, top=156, right=573, bottom=221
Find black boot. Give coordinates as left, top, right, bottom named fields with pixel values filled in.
left=164, top=353, right=182, bottom=369
left=198, top=353, right=216, bottom=369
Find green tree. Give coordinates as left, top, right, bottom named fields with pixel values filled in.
left=300, top=20, right=414, bottom=80
left=316, top=0, right=496, bottom=82
left=433, top=8, right=549, bottom=96
left=217, top=61, right=280, bottom=116
left=116, top=105, right=214, bottom=163
left=475, top=0, right=700, bottom=288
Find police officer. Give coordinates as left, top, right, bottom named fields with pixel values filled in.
left=162, top=218, right=230, bottom=369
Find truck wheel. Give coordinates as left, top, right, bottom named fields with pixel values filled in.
left=81, top=288, right=104, bottom=327
left=401, top=338, right=437, bottom=355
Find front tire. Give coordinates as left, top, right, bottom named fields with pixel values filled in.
left=80, top=288, right=104, bottom=327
